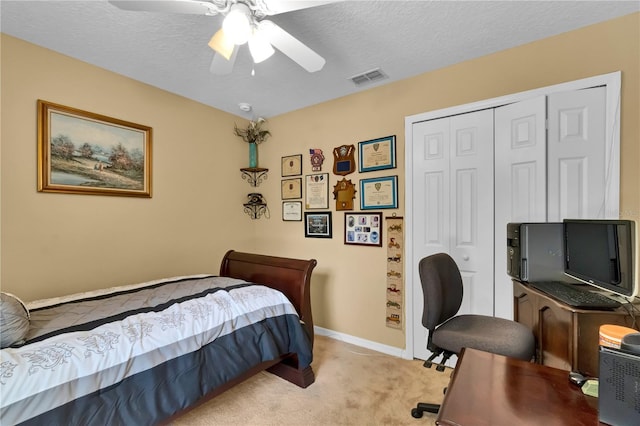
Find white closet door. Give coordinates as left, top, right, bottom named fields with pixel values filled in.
left=411, top=117, right=451, bottom=361
left=449, top=110, right=495, bottom=316
left=547, top=87, right=607, bottom=220
left=494, top=96, right=547, bottom=319
left=411, top=109, right=493, bottom=360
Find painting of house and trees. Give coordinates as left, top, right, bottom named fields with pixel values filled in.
left=37, top=100, right=152, bottom=197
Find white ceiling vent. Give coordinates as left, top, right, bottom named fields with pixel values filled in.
left=349, top=68, right=388, bottom=86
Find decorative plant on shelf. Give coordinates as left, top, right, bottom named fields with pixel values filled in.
left=234, top=117, right=271, bottom=168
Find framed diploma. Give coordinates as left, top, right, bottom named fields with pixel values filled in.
left=281, top=154, right=302, bottom=177
left=304, top=211, right=332, bottom=238
left=358, top=135, right=396, bottom=173
left=360, top=175, right=398, bottom=210
left=305, top=173, right=329, bottom=209
left=282, top=201, right=302, bottom=221
left=344, top=212, right=382, bottom=247
left=281, top=177, right=302, bottom=199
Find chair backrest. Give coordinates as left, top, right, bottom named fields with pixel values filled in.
left=418, top=253, right=464, bottom=331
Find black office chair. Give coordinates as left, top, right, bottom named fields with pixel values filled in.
left=411, top=253, right=535, bottom=419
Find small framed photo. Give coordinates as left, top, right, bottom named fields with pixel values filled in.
left=304, top=211, right=332, bottom=238
left=360, top=175, right=398, bottom=210
left=344, top=212, right=382, bottom=247
left=305, top=173, right=329, bottom=209
left=282, top=201, right=302, bottom=221
left=281, top=154, right=302, bottom=177
left=281, top=177, right=302, bottom=199
left=358, top=135, right=396, bottom=173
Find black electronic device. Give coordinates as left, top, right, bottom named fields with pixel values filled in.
left=507, top=222, right=568, bottom=282
left=527, top=280, right=620, bottom=310
left=599, top=346, right=640, bottom=425
left=563, top=219, right=637, bottom=299
left=568, top=371, right=587, bottom=387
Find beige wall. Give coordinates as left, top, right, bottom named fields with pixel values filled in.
left=1, top=13, right=638, bottom=350
left=1, top=35, right=260, bottom=301
left=255, top=13, right=640, bottom=349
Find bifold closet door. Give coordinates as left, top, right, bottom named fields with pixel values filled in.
left=547, top=86, right=607, bottom=220
left=411, top=109, right=494, bottom=361
left=494, top=96, right=547, bottom=319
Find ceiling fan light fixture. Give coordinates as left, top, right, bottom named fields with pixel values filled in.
left=222, top=3, right=252, bottom=45
left=248, top=26, right=275, bottom=63
left=208, top=29, right=235, bottom=60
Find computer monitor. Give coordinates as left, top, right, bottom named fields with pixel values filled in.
left=563, top=219, right=637, bottom=299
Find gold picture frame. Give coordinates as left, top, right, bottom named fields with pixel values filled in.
left=281, top=154, right=302, bottom=177
left=37, top=100, right=152, bottom=197
left=281, top=177, right=302, bottom=199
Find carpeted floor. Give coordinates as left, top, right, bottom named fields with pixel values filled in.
left=169, top=335, right=451, bottom=425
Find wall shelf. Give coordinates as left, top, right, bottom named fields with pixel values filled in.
left=240, top=167, right=268, bottom=187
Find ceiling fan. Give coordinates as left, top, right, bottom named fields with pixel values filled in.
left=109, top=0, right=335, bottom=74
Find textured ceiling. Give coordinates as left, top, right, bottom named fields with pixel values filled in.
left=2, top=1, right=639, bottom=118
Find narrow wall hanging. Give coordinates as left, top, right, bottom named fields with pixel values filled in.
left=385, top=215, right=404, bottom=329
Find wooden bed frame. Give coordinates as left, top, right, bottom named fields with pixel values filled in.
left=164, top=250, right=317, bottom=423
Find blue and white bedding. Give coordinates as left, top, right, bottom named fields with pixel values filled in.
left=0, top=275, right=313, bottom=425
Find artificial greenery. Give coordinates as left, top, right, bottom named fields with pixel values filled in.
left=234, top=117, right=271, bottom=144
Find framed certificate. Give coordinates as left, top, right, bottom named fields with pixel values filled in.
left=305, top=173, right=329, bottom=209
left=281, top=178, right=302, bottom=199
left=358, top=135, right=396, bottom=173
left=360, top=175, right=398, bottom=210
left=344, top=212, right=382, bottom=246
left=281, top=154, right=302, bottom=177
left=282, top=201, right=302, bottom=221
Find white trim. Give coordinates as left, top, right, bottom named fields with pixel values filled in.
left=314, top=326, right=408, bottom=359
left=404, top=71, right=621, bottom=360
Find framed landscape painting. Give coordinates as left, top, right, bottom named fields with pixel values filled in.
left=37, top=100, right=152, bottom=197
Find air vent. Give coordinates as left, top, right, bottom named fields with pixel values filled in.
left=349, top=68, right=388, bottom=86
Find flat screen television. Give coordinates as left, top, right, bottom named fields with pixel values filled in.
left=563, top=219, right=637, bottom=299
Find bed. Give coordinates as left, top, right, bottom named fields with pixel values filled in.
left=0, top=250, right=317, bottom=425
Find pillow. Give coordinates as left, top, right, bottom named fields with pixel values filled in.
left=1, top=292, right=30, bottom=348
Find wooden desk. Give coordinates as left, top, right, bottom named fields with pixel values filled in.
left=436, top=348, right=600, bottom=426
left=513, top=280, right=638, bottom=376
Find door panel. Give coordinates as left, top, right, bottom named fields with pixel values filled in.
left=450, top=110, right=494, bottom=315
left=411, top=109, right=493, bottom=360
left=494, top=97, right=546, bottom=319
left=412, top=118, right=451, bottom=361
left=547, top=87, right=606, bottom=220
left=424, top=172, right=446, bottom=245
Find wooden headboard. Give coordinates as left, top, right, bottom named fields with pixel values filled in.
left=219, top=250, right=317, bottom=343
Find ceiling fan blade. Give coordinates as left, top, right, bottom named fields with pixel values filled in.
left=109, top=0, right=221, bottom=15
left=208, top=28, right=235, bottom=60
left=260, top=20, right=325, bottom=72
left=262, top=0, right=340, bottom=15
left=210, top=47, right=238, bottom=75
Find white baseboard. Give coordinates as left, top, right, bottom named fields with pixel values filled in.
left=314, top=326, right=409, bottom=359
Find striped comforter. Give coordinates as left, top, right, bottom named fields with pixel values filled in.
left=0, top=275, right=312, bottom=425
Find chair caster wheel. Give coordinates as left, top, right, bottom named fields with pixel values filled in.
left=411, top=408, right=423, bottom=419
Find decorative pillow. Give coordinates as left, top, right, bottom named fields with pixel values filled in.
left=1, top=292, right=30, bottom=348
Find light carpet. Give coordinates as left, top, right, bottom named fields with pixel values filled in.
left=169, top=335, right=451, bottom=425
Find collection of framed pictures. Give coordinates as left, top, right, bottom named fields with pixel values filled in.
left=280, top=135, right=397, bottom=245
